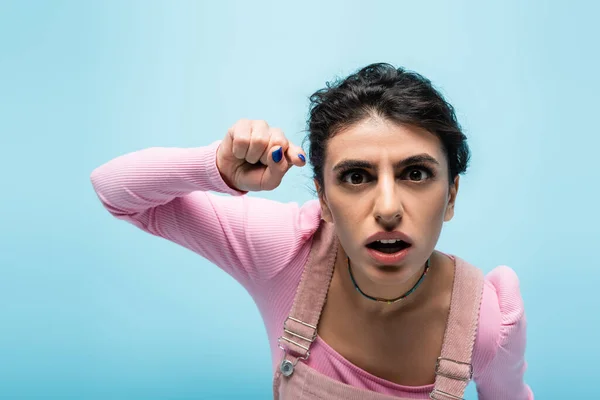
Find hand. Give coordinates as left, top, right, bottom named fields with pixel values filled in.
left=216, top=119, right=306, bottom=192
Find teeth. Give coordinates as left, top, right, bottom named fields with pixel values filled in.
left=377, top=239, right=402, bottom=244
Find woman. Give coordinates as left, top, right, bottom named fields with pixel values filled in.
left=91, top=63, right=533, bottom=399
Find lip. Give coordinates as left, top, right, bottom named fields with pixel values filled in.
left=364, top=231, right=413, bottom=246
left=366, top=246, right=411, bottom=265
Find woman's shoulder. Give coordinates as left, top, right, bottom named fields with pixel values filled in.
left=482, top=265, right=525, bottom=325
left=294, top=199, right=323, bottom=237
left=473, top=262, right=527, bottom=374
left=241, top=198, right=322, bottom=282
left=451, top=255, right=524, bottom=325
left=453, top=256, right=524, bottom=328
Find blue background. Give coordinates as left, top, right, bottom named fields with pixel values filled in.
left=1, top=0, right=598, bottom=398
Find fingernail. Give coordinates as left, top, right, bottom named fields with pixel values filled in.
left=298, top=154, right=306, bottom=163
left=273, top=147, right=283, bottom=163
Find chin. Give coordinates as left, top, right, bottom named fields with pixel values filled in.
left=365, top=259, right=416, bottom=283
left=365, top=251, right=429, bottom=280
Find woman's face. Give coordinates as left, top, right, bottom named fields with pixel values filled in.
left=315, top=117, right=459, bottom=295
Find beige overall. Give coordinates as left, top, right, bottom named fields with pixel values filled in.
left=273, top=222, right=484, bottom=400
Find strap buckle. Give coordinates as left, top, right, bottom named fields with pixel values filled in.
left=429, top=357, right=472, bottom=399
left=277, top=316, right=317, bottom=357
left=277, top=316, right=317, bottom=377
left=435, top=357, right=473, bottom=381
left=429, top=388, right=465, bottom=400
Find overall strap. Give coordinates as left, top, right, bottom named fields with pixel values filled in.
left=277, top=221, right=338, bottom=375
left=430, top=257, right=484, bottom=400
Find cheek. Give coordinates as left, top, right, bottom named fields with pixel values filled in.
left=329, top=202, right=356, bottom=228
left=324, top=188, right=353, bottom=221
left=327, top=199, right=362, bottom=242
left=416, top=190, right=450, bottom=227
left=432, top=199, right=450, bottom=220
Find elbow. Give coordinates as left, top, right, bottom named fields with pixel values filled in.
left=89, top=165, right=130, bottom=218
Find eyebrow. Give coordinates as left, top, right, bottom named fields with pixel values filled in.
left=332, top=154, right=440, bottom=173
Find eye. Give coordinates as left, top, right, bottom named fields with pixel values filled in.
left=338, top=165, right=435, bottom=186
left=340, top=170, right=370, bottom=185
left=403, top=166, right=433, bottom=182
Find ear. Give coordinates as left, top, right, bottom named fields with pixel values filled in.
left=314, top=179, right=333, bottom=223
left=443, top=175, right=460, bottom=222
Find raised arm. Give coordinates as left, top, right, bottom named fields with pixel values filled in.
left=90, top=120, right=316, bottom=290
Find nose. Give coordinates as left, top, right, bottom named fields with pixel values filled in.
left=373, top=174, right=403, bottom=228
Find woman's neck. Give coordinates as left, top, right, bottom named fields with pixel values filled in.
left=332, top=243, right=446, bottom=318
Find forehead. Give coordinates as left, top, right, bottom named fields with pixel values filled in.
left=326, top=118, right=446, bottom=165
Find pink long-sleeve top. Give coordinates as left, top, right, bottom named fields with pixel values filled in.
left=90, top=140, right=533, bottom=399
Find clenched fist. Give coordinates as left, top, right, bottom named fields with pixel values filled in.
left=216, top=119, right=306, bottom=192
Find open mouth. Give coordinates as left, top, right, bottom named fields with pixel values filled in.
left=366, top=239, right=412, bottom=254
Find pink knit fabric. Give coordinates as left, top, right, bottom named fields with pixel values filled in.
left=90, top=140, right=533, bottom=399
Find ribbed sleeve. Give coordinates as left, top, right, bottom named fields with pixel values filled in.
left=90, top=140, right=321, bottom=289
left=474, top=266, right=534, bottom=399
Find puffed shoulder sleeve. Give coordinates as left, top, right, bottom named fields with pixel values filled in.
left=474, top=266, right=534, bottom=399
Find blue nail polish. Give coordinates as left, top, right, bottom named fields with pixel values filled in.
left=273, top=147, right=283, bottom=163
left=298, top=154, right=306, bottom=163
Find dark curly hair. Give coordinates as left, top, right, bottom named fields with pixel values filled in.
left=305, top=63, right=470, bottom=194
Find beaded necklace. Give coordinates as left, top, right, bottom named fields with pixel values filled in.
left=347, top=257, right=431, bottom=304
